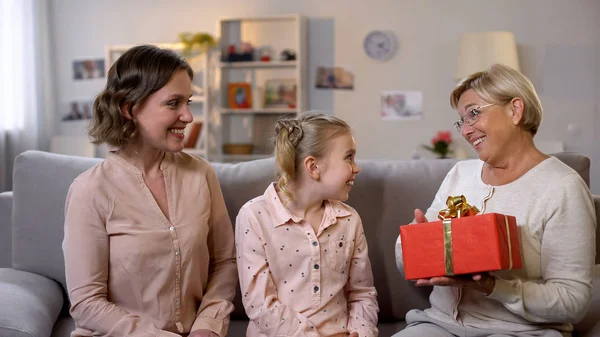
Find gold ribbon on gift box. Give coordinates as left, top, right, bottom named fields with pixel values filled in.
left=438, top=195, right=479, bottom=276
left=437, top=195, right=514, bottom=276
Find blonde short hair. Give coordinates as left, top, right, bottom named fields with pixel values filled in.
left=450, top=64, right=542, bottom=135
left=273, top=112, right=351, bottom=201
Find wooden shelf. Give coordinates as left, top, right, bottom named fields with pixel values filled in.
left=220, top=61, right=296, bottom=69
left=190, top=95, right=205, bottom=103
left=182, top=148, right=207, bottom=157
left=220, top=108, right=297, bottom=115
left=216, top=14, right=306, bottom=163
left=221, top=154, right=272, bottom=161
left=220, top=14, right=299, bottom=23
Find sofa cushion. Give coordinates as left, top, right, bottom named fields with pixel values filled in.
left=50, top=316, right=75, bottom=337
left=573, top=265, right=600, bottom=336
left=0, top=268, right=64, bottom=337
left=12, top=151, right=101, bottom=290
left=212, top=159, right=278, bottom=319
left=0, top=191, right=13, bottom=268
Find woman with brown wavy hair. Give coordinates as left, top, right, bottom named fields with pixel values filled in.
left=63, top=45, right=237, bottom=337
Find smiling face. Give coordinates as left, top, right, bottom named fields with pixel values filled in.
left=456, top=89, right=518, bottom=164
left=316, top=132, right=360, bottom=202
left=130, top=70, right=194, bottom=153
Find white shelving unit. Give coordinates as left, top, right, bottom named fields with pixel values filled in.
left=105, top=43, right=212, bottom=159
left=215, top=14, right=307, bottom=163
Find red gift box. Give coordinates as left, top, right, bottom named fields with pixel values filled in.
left=400, top=196, right=522, bottom=280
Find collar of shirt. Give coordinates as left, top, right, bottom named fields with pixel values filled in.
left=264, top=182, right=352, bottom=228
left=107, top=150, right=173, bottom=175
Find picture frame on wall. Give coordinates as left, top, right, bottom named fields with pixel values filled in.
left=264, top=79, right=297, bottom=108
left=72, top=59, right=105, bottom=80
left=228, top=82, right=252, bottom=109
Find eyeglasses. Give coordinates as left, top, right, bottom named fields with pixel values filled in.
left=453, top=103, right=495, bottom=132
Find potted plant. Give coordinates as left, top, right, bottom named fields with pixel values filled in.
left=422, top=130, right=453, bottom=159
left=177, top=32, right=217, bottom=57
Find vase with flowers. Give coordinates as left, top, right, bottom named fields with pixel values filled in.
left=422, top=130, right=453, bottom=159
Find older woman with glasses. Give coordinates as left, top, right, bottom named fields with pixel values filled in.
left=393, top=64, right=596, bottom=337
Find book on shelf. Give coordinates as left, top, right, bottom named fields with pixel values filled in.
left=184, top=121, right=203, bottom=148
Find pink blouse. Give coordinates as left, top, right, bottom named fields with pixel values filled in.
left=63, top=152, right=237, bottom=337
left=235, top=183, right=379, bottom=337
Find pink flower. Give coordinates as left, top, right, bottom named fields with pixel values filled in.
left=437, top=131, right=452, bottom=143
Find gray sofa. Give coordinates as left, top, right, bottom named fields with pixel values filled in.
left=0, top=150, right=598, bottom=337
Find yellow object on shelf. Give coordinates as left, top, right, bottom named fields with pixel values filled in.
left=223, top=143, right=254, bottom=155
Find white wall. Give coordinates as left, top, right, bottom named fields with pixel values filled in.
left=49, top=0, right=600, bottom=192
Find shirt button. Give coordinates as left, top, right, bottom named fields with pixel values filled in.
left=175, top=251, right=179, bottom=256
left=313, top=286, right=319, bottom=292
left=314, top=264, right=319, bottom=270
left=312, top=241, right=318, bottom=246
left=169, top=226, right=174, bottom=231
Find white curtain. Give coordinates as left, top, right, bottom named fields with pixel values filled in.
left=0, top=0, right=51, bottom=192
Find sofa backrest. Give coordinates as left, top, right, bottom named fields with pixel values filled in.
left=12, top=151, right=102, bottom=289
left=10, top=150, right=594, bottom=322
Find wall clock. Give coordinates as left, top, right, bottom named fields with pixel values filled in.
left=363, top=30, right=397, bottom=62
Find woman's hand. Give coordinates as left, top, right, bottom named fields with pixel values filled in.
left=413, top=209, right=428, bottom=223
left=415, top=273, right=496, bottom=295
left=188, top=330, right=218, bottom=337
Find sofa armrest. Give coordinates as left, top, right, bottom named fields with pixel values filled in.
left=0, top=191, right=13, bottom=268
left=594, top=195, right=599, bottom=264
left=0, top=268, right=64, bottom=337
left=574, top=265, right=600, bottom=336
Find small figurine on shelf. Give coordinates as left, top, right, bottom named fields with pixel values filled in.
left=224, top=41, right=255, bottom=62
left=258, top=46, right=273, bottom=62
left=228, top=44, right=236, bottom=55
left=280, top=49, right=296, bottom=61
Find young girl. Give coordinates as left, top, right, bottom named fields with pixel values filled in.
left=235, top=113, right=379, bottom=337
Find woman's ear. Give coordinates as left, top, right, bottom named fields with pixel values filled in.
left=509, top=97, right=524, bottom=126
left=120, top=103, right=134, bottom=120
left=303, top=156, right=320, bottom=180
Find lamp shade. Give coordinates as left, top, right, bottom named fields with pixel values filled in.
left=455, top=31, right=520, bottom=80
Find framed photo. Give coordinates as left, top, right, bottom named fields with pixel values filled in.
left=62, top=100, right=93, bottom=121
left=264, top=79, right=296, bottom=108
left=381, top=90, right=423, bottom=120
left=228, top=82, right=252, bottom=109
left=315, top=66, right=354, bottom=90
left=72, top=59, right=105, bottom=80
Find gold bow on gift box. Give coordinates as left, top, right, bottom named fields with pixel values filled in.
left=438, top=195, right=480, bottom=220
left=437, top=195, right=479, bottom=276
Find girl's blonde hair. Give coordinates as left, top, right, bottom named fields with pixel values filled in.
left=274, top=112, right=351, bottom=201
left=89, top=45, right=193, bottom=147
left=450, top=63, right=542, bottom=135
